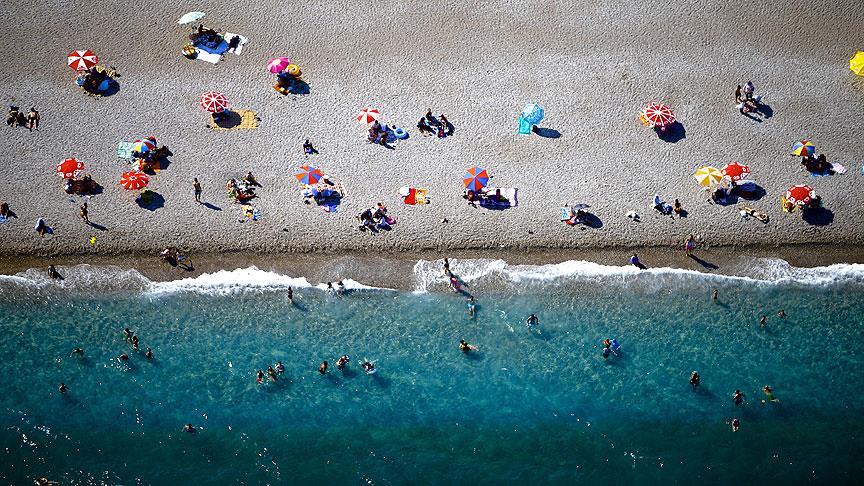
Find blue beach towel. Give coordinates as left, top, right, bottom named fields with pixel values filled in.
left=517, top=115, right=532, bottom=135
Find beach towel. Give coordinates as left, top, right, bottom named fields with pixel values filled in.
left=474, top=187, right=517, bottom=209
left=223, top=33, right=248, bottom=55
left=400, top=187, right=428, bottom=205
left=517, top=115, right=532, bottom=135
left=0, top=215, right=9, bottom=224
left=194, top=49, right=223, bottom=64
left=808, top=163, right=846, bottom=177
left=239, top=204, right=260, bottom=222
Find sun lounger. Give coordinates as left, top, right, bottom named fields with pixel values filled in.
left=473, top=187, right=517, bottom=209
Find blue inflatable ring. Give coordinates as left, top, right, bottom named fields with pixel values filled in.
left=393, top=127, right=408, bottom=140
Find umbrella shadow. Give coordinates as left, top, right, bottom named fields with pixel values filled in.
left=210, top=110, right=242, bottom=129
left=583, top=212, right=603, bottom=228
left=755, top=102, right=773, bottom=119
left=137, top=192, right=165, bottom=211
left=533, top=126, right=561, bottom=139
left=280, top=77, right=310, bottom=95
left=657, top=121, right=686, bottom=143
left=802, top=207, right=834, bottom=226
left=737, top=183, right=766, bottom=202
left=101, top=79, right=120, bottom=97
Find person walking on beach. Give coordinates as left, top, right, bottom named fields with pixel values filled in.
left=35, top=217, right=50, bottom=237
left=79, top=202, right=89, bottom=225
left=26, top=107, right=40, bottom=131
left=193, top=178, right=202, bottom=203
left=629, top=254, right=646, bottom=269
left=735, top=85, right=743, bottom=103
left=287, top=286, right=293, bottom=302
left=684, top=234, right=697, bottom=256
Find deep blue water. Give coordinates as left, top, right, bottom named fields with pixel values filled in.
left=1, top=262, right=863, bottom=484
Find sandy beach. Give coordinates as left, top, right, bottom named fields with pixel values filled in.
left=2, top=0, right=864, bottom=261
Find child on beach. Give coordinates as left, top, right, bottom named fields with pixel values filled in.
left=26, top=108, right=39, bottom=131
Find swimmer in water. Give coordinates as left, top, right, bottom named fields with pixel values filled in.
left=731, top=418, right=740, bottom=432
left=361, top=360, right=375, bottom=374
left=759, top=315, right=766, bottom=328
left=318, top=361, right=329, bottom=374
left=337, top=281, right=346, bottom=295
left=70, top=348, right=85, bottom=357
left=145, top=347, right=153, bottom=359
left=131, top=335, right=139, bottom=350
left=123, top=328, right=134, bottom=342
left=267, top=366, right=278, bottom=382
left=448, top=276, right=460, bottom=292
left=183, top=423, right=196, bottom=433
left=526, top=314, right=539, bottom=328
left=326, top=282, right=335, bottom=294
left=690, top=371, right=700, bottom=388
left=762, top=385, right=779, bottom=403
left=287, top=286, right=293, bottom=302
left=459, top=339, right=478, bottom=353
left=275, top=361, right=285, bottom=374
left=602, top=346, right=611, bottom=359
left=118, top=353, right=129, bottom=362
left=58, top=382, right=68, bottom=394
left=610, top=339, right=621, bottom=353
left=712, top=289, right=718, bottom=302
left=256, top=370, right=265, bottom=383
left=777, top=309, right=786, bottom=318
left=732, top=389, right=746, bottom=405
left=603, top=338, right=611, bottom=348
left=336, top=355, right=350, bottom=370
left=467, top=296, right=476, bottom=318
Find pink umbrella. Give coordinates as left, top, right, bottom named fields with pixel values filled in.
left=200, top=91, right=229, bottom=113
left=357, top=107, right=380, bottom=123
left=267, top=57, right=291, bottom=74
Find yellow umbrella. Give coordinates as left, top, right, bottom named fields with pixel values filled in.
left=694, top=166, right=722, bottom=188
left=851, top=51, right=864, bottom=76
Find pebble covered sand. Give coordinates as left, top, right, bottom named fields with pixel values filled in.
left=2, top=0, right=864, bottom=257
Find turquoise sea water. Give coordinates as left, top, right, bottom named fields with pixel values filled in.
left=1, top=260, right=863, bottom=484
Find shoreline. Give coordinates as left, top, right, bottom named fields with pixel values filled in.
left=3, top=243, right=862, bottom=290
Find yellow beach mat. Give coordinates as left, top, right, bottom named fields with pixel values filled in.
left=210, top=110, right=260, bottom=130
left=851, top=51, right=864, bottom=76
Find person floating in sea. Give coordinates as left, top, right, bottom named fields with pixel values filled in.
left=732, top=389, right=746, bottom=406
left=318, top=361, right=329, bottom=374
left=275, top=361, right=285, bottom=374
left=183, top=423, right=196, bottom=433
left=70, top=347, right=85, bottom=357
left=118, top=353, right=129, bottom=362
left=131, top=335, right=139, bottom=350
left=267, top=366, right=278, bottom=382
left=145, top=347, right=153, bottom=359
left=690, top=371, right=700, bottom=388
left=287, top=286, right=293, bottom=302
left=761, top=385, right=779, bottom=404
left=337, top=280, right=346, bottom=295
left=602, top=346, right=611, bottom=359
left=123, top=328, right=134, bottom=343
left=759, top=315, right=767, bottom=328
left=361, top=360, right=376, bottom=374
left=777, top=309, right=786, bottom=318
left=326, top=282, right=335, bottom=295
left=525, top=314, right=539, bottom=328
left=459, top=340, right=478, bottom=353
left=467, top=296, right=476, bottom=319
left=336, top=355, right=350, bottom=370
left=256, top=370, right=265, bottom=383
left=731, top=418, right=740, bottom=432
left=58, top=382, right=69, bottom=394
left=712, top=289, right=718, bottom=302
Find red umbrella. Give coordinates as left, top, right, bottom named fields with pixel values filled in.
left=642, top=103, right=675, bottom=128
left=120, top=171, right=149, bottom=190
left=356, top=107, right=380, bottom=123
left=67, top=50, right=98, bottom=71
left=56, top=158, right=85, bottom=179
left=294, top=165, right=324, bottom=185
left=721, top=162, right=750, bottom=181
left=200, top=91, right=229, bottom=113
left=785, top=184, right=815, bottom=206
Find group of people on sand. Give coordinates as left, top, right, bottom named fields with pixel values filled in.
left=6, top=105, right=39, bottom=130
left=226, top=172, right=261, bottom=203
left=357, top=203, right=393, bottom=231
left=800, top=153, right=834, bottom=175
left=160, top=246, right=193, bottom=270
left=734, top=80, right=762, bottom=114
left=416, top=109, right=452, bottom=138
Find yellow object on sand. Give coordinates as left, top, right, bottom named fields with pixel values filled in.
left=89, top=236, right=97, bottom=246
left=210, top=109, right=260, bottom=130
left=693, top=166, right=723, bottom=188
left=285, top=64, right=301, bottom=77
left=780, top=195, right=796, bottom=213
left=851, top=51, right=864, bottom=76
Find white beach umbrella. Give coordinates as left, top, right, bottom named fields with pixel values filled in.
left=178, top=11, right=205, bottom=25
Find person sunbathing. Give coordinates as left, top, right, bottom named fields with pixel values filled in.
left=739, top=206, right=769, bottom=223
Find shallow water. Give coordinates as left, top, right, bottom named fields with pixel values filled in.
left=1, top=261, right=863, bottom=484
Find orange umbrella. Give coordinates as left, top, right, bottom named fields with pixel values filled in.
left=120, top=171, right=149, bottom=190
left=56, top=157, right=85, bottom=179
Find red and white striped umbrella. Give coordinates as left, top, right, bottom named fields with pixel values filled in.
left=642, top=102, right=675, bottom=128
left=200, top=91, right=229, bottom=113
left=721, top=162, right=750, bottom=181
left=785, top=184, right=816, bottom=206
left=67, top=50, right=98, bottom=71
left=56, top=157, right=85, bottom=179
left=356, top=107, right=380, bottom=123
left=120, top=171, right=149, bottom=190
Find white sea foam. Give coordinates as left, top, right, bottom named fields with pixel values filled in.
left=411, top=258, right=864, bottom=293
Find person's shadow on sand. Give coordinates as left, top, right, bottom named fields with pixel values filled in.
left=689, top=254, right=719, bottom=270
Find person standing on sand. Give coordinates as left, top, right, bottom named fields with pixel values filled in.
left=735, top=85, right=743, bottom=103
left=26, top=108, right=39, bottom=131
left=193, top=178, right=202, bottom=203
left=684, top=234, right=696, bottom=256
left=79, top=202, right=89, bottom=224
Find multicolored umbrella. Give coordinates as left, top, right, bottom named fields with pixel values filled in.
left=267, top=57, right=291, bottom=74
left=178, top=11, right=205, bottom=25
left=120, top=171, right=149, bottom=190
left=641, top=102, right=675, bottom=128
left=851, top=51, right=864, bottom=76
left=294, top=165, right=324, bottom=185
left=132, top=137, right=157, bottom=154
left=56, top=157, right=85, bottom=179
left=785, top=184, right=816, bottom=206
left=521, top=103, right=545, bottom=125
left=67, top=50, right=98, bottom=71
left=693, top=166, right=723, bottom=188
left=356, top=107, right=380, bottom=124
left=721, top=162, right=750, bottom=181
left=463, top=166, right=490, bottom=192
left=791, top=140, right=815, bottom=157
left=200, top=91, right=229, bottom=113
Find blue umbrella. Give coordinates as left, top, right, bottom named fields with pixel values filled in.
left=522, top=103, right=544, bottom=125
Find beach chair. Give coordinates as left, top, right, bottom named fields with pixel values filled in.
left=117, top=142, right=134, bottom=160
